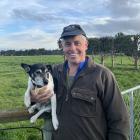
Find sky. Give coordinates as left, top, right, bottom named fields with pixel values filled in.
left=0, top=0, right=140, bottom=50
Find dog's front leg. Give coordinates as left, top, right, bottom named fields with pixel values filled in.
left=30, top=106, right=51, bottom=123
left=24, top=89, right=31, bottom=108
left=24, top=77, right=34, bottom=108
left=28, top=104, right=38, bottom=113
left=51, top=93, right=59, bottom=130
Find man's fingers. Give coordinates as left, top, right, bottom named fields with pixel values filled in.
left=30, top=88, right=53, bottom=103
left=37, top=91, right=52, bottom=98
left=38, top=93, right=53, bottom=103
left=37, top=92, right=53, bottom=103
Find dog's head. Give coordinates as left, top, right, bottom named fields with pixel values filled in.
left=21, top=63, right=53, bottom=88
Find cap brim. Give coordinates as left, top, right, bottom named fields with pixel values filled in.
left=60, top=30, right=86, bottom=39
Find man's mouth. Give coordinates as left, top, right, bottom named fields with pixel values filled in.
left=67, top=52, right=79, bottom=56
left=70, top=53, right=77, bottom=56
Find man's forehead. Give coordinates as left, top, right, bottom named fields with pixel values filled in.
left=63, top=35, right=85, bottom=42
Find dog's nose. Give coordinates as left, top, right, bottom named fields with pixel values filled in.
left=44, top=79, right=48, bottom=85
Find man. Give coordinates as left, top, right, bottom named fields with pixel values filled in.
left=31, top=24, right=129, bottom=140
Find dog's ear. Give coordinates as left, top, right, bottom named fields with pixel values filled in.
left=21, top=63, right=31, bottom=73
left=46, top=65, right=52, bottom=73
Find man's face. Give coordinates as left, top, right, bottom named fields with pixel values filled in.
left=62, top=35, right=88, bottom=65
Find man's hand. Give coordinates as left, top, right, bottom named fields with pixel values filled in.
left=30, top=87, right=53, bottom=103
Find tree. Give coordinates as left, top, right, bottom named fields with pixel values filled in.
left=130, top=35, right=140, bottom=69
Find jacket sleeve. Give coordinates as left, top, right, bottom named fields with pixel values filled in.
left=100, top=69, right=129, bottom=140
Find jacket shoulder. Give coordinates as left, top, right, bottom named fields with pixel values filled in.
left=93, top=63, right=113, bottom=75
left=52, top=63, right=64, bottom=77
left=52, top=63, right=63, bottom=71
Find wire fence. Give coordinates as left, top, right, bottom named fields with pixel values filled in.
left=122, top=85, right=140, bottom=140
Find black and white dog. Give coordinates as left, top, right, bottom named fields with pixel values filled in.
left=21, top=63, right=59, bottom=130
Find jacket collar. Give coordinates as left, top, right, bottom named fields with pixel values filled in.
left=57, top=56, right=97, bottom=89
left=58, top=56, right=97, bottom=77
left=77, top=57, right=97, bottom=78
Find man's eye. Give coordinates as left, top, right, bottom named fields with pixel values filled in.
left=65, top=42, right=71, bottom=47
left=45, top=69, right=48, bottom=73
left=74, top=41, right=81, bottom=46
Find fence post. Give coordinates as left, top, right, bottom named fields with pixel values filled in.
left=130, top=91, right=134, bottom=140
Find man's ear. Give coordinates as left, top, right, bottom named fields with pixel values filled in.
left=46, top=65, right=53, bottom=73
left=21, top=63, right=31, bottom=73
left=85, top=39, right=89, bottom=50
left=58, top=39, right=63, bottom=49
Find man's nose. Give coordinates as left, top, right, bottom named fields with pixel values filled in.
left=69, top=43, right=76, bottom=49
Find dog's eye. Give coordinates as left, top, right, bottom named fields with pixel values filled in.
left=46, top=72, right=49, bottom=78
left=45, top=69, right=48, bottom=73
left=36, top=70, right=42, bottom=74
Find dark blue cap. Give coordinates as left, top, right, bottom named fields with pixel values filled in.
left=60, top=24, right=87, bottom=39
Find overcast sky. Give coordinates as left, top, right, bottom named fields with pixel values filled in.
left=0, top=0, right=140, bottom=50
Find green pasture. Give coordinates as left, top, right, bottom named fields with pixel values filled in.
left=0, top=55, right=139, bottom=109
left=0, top=55, right=64, bottom=139
left=0, top=55, right=140, bottom=139
left=0, top=55, right=64, bottom=110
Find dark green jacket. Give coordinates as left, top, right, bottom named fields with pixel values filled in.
left=52, top=57, right=129, bottom=140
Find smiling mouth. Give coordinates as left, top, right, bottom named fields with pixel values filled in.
left=67, top=52, right=79, bottom=55
left=70, top=53, right=77, bottom=56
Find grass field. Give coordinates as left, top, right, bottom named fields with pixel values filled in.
left=0, top=55, right=65, bottom=139
left=0, top=55, right=140, bottom=139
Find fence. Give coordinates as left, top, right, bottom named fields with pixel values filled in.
left=0, top=85, right=140, bottom=140
left=122, top=85, right=140, bottom=140
left=0, top=109, right=45, bottom=140
left=0, top=126, right=44, bottom=140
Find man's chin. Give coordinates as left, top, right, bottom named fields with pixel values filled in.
left=68, top=59, right=80, bottom=65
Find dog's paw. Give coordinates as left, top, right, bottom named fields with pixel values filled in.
left=28, top=107, right=34, bottom=114
left=30, top=116, right=37, bottom=123
left=52, top=117, right=59, bottom=130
